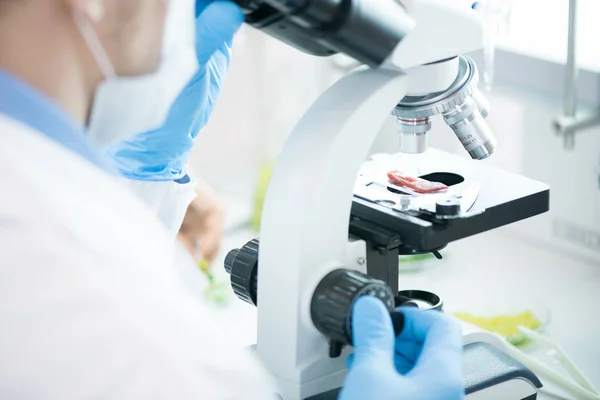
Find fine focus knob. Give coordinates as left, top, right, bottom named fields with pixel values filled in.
left=310, top=269, right=396, bottom=348
left=224, top=239, right=259, bottom=306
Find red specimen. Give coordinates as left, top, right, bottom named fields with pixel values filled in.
left=387, top=170, right=448, bottom=194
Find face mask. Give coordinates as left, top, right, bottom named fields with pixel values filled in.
left=74, top=0, right=199, bottom=148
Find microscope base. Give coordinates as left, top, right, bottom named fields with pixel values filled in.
left=298, top=342, right=542, bottom=400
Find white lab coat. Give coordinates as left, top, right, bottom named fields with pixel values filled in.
left=0, top=114, right=275, bottom=399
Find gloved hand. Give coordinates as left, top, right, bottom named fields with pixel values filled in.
left=340, top=297, right=464, bottom=400
left=108, top=1, right=244, bottom=181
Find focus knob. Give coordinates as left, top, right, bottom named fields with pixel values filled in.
left=310, top=269, right=396, bottom=349
left=224, top=239, right=259, bottom=306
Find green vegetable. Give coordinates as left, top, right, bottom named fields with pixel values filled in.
left=454, top=311, right=542, bottom=348
left=205, top=281, right=230, bottom=305
left=199, top=259, right=229, bottom=306
left=199, top=258, right=210, bottom=274
left=398, top=254, right=437, bottom=263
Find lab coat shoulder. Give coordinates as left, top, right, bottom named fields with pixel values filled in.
left=0, top=116, right=276, bottom=399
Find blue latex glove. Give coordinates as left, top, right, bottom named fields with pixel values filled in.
left=108, top=1, right=244, bottom=181
left=340, top=297, right=465, bottom=400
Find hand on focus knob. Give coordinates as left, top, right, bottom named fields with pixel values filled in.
left=340, top=297, right=464, bottom=400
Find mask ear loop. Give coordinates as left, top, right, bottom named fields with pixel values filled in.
left=72, top=0, right=117, bottom=79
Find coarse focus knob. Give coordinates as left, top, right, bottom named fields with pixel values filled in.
left=310, top=269, right=396, bottom=347
left=224, top=239, right=259, bottom=306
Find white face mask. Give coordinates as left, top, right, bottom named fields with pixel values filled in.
left=74, top=0, right=199, bottom=148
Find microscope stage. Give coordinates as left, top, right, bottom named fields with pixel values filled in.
left=351, top=149, right=550, bottom=252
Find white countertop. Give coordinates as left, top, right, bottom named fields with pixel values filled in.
left=211, top=226, right=600, bottom=399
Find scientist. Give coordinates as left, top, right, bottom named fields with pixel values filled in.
left=0, top=0, right=464, bottom=398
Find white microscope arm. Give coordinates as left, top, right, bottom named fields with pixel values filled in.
left=246, top=2, right=486, bottom=399
left=258, top=68, right=410, bottom=400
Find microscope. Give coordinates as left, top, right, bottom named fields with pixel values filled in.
left=225, top=1, right=550, bottom=399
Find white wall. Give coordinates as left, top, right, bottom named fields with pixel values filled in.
left=462, top=52, right=600, bottom=264
left=498, top=0, right=600, bottom=72
left=188, top=27, right=340, bottom=205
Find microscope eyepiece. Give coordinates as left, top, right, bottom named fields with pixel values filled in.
left=231, top=0, right=414, bottom=67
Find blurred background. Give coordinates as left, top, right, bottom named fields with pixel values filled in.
left=194, top=0, right=600, bottom=396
